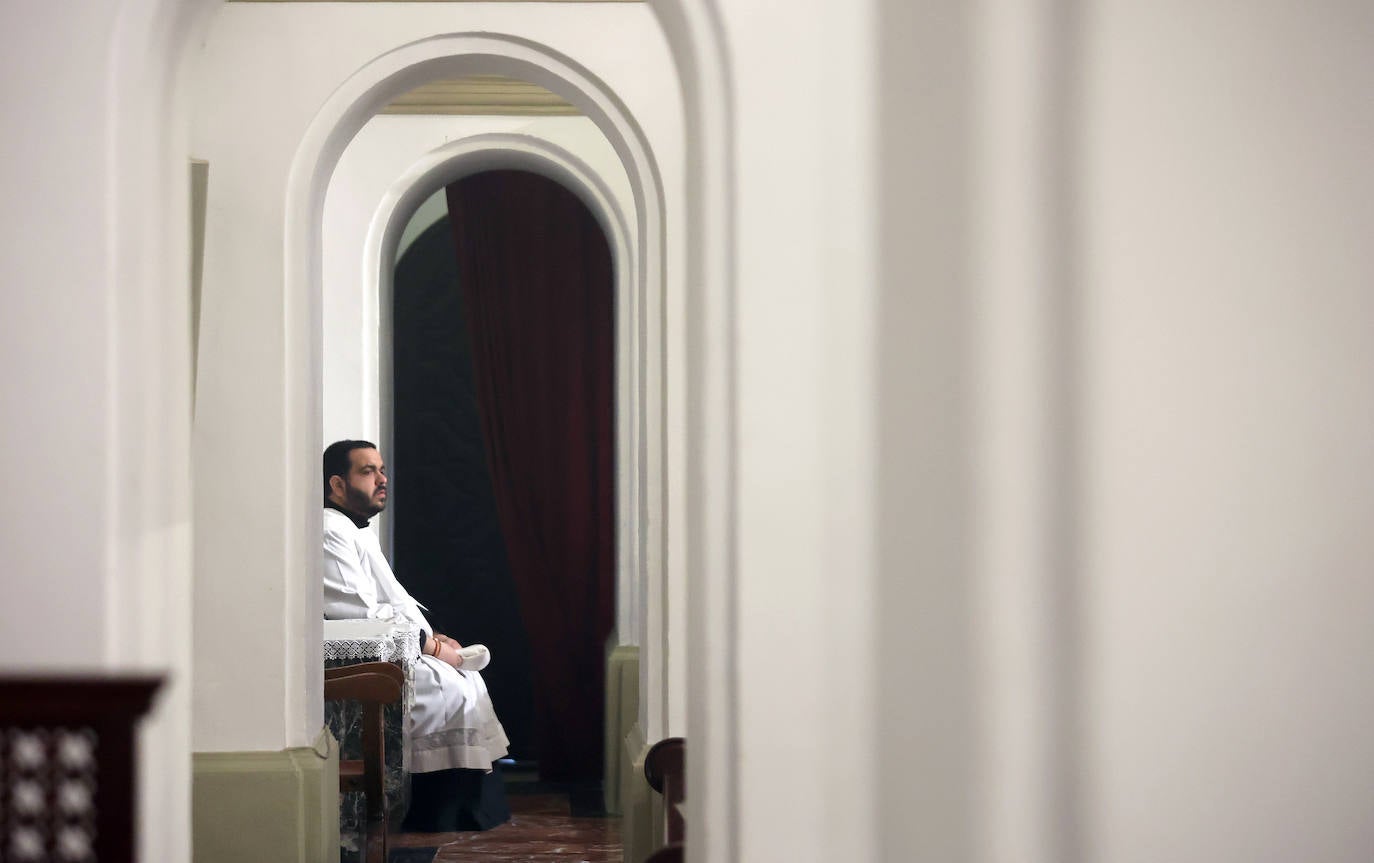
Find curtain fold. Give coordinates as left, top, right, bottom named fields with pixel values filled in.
left=446, top=170, right=615, bottom=782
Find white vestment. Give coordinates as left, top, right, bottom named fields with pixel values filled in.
left=322, top=507, right=510, bottom=772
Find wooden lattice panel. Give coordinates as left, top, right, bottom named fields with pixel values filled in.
left=2, top=728, right=99, bottom=862
left=0, top=680, right=160, bottom=863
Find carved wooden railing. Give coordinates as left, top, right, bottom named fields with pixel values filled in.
left=0, top=677, right=162, bottom=863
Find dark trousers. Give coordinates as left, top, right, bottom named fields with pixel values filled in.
left=402, top=766, right=511, bottom=832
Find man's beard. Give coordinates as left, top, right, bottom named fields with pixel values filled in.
left=345, top=484, right=385, bottom=517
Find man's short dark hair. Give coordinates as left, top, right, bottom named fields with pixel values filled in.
left=323, top=440, right=377, bottom=502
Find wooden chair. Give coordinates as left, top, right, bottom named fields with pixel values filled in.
left=324, top=661, right=404, bottom=863
left=644, top=736, right=686, bottom=855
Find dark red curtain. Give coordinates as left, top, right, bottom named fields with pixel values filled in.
left=445, top=170, right=615, bottom=782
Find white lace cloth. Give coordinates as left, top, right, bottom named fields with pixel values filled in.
left=323, top=618, right=422, bottom=666
left=323, top=618, right=420, bottom=769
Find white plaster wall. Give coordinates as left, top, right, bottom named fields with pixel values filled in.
left=1, top=7, right=121, bottom=668
left=1078, top=2, right=1374, bottom=859
left=189, top=2, right=685, bottom=755
left=666, top=1, right=1374, bottom=861
left=395, top=190, right=447, bottom=260
left=0, top=2, right=215, bottom=860
left=714, top=6, right=880, bottom=862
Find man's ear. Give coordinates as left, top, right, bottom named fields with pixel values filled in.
left=328, top=475, right=345, bottom=501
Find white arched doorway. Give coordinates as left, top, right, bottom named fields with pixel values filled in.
left=28, top=1, right=725, bottom=860
left=285, top=30, right=677, bottom=817
left=355, top=137, right=635, bottom=789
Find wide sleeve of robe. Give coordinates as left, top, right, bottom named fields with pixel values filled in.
left=323, top=509, right=399, bottom=621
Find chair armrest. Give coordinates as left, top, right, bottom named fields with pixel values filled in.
left=325, top=661, right=405, bottom=687
left=324, top=671, right=402, bottom=704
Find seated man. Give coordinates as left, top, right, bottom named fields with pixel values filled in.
left=322, top=439, right=510, bottom=831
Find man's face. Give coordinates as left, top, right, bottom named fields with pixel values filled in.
left=333, top=447, right=388, bottom=517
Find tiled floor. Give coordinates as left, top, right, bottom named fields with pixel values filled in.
left=390, top=792, right=621, bottom=863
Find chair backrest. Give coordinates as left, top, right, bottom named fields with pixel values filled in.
left=644, top=736, right=686, bottom=846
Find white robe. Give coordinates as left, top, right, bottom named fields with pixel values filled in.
left=322, top=507, right=510, bottom=772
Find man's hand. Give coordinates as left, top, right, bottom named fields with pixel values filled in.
left=428, top=634, right=465, bottom=669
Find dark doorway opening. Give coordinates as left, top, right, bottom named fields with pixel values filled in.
left=392, top=212, right=538, bottom=760
left=392, top=169, right=616, bottom=785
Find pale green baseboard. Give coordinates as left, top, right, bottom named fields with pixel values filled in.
left=604, top=642, right=640, bottom=815
left=193, top=729, right=339, bottom=863
left=619, top=722, right=661, bottom=863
